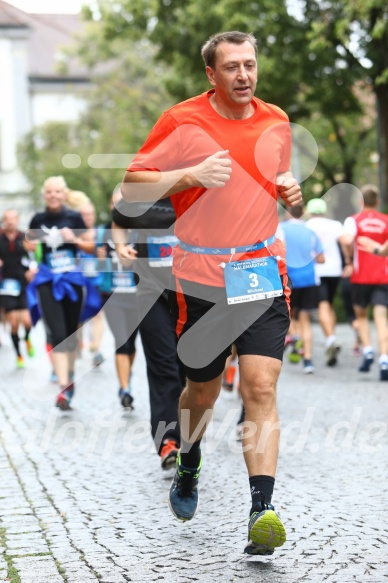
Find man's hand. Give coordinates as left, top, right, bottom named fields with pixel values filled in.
left=190, top=150, right=232, bottom=189
left=357, top=236, right=387, bottom=256
left=276, top=174, right=302, bottom=207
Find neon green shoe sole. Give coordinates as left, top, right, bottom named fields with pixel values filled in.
left=244, top=509, right=286, bottom=555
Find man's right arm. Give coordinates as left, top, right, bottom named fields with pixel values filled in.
left=121, top=150, right=232, bottom=203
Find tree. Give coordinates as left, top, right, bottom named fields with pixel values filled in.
left=18, top=37, right=172, bottom=214
left=304, top=0, right=388, bottom=205
left=80, top=0, right=379, bottom=203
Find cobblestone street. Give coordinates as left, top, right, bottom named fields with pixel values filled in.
left=1, top=321, right=387, bottom=583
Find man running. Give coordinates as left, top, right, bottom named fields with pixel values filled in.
left=0, top=209, right=35, bottom=368
left=120, top=31, right=302, bottom=555
left=342, top=184, right=388, bottom=380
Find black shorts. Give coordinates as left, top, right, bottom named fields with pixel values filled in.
left=351, top=284, right=388, bottom=308
left=168, top=276, right=290, bottom=383
left=290, top=285, right=319, bottom=313
left=2, top=293, right=28, bottom=313
left=318, top=277, right=340, bottom=305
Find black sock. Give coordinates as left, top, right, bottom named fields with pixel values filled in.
left=11, top=333, right=21, bottom=357
left=249, top=475, right=275, bottom=514
left=180, top=439, right=201, bottom=469
left=25, top=328, right=31, bottom=341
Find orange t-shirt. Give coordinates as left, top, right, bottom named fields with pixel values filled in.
left=128, top=90, right=291, bottom=287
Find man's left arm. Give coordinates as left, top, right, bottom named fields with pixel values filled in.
left=276, top=171, right=302, bottom=207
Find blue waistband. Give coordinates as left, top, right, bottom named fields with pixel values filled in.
left=178, top=235, right=276, bottom=255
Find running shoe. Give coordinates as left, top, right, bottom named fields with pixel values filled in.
left=325, top=342, right=340, bottom=367
left=16, top=355, right=25, bottom=369
left=359, top=351, right=374, bottom=372
left=93, top=352, right=104, bottom=367
left=169, top=453, right=201, bottom=521
left=222, top=364, right=236, bottom=391
left=289, top=339, right=303, bottom=364
left=303, top=359, right=315, bottom=374
left=380, top=363, right=388, bottom=381
left=244, top=497, right=286, bottom=556
left=26, top=339, right=35, bottom=357
left=55, top=384, right=74, bottom=411
left=160, top=439, right=179, bottom=470
left=119, top=388, right=134, bottom=410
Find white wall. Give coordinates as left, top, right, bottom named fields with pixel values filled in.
left=31, top=89, right=87, bottom=127
left=0, top=35, right=31, bottom=193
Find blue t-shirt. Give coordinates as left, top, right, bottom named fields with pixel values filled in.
left=280, top=220, right=323, bottom=288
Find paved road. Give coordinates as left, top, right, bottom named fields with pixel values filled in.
left=0, top=320, right=387, bottom=582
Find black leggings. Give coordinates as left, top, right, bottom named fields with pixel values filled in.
left=37, top=282, right=85, bottom=352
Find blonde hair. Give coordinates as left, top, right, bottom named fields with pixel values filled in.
left=65, top=190, right=91, bottom=211
left=41, top=175, right=67, bottom=194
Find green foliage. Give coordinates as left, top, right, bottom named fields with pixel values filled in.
left=18, top=0, right=386, bottom=208
left=18, top=38, right=172, bottom=216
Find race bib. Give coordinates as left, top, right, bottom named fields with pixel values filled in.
left=81, top=257, right=99, bottom=278
left=111, top=271, right=137, bottom=293
left=224, top=256, right=283, bottom=305
left=147, top=236, right=178, bottom=267
left=0, top=279, right=21, bottom=297
left=46, top=250, right=76, bottom=273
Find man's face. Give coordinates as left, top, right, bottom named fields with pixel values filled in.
left=2, top=211, right=18, bottom=232
left=206, top=41, right=258, bottom=108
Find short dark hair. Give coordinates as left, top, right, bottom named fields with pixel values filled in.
left=201, top=31, right=257, bottom=69
left=361, top=184, right=379, bottom=207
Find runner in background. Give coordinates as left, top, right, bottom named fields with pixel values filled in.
left=97, top=189, right=139, bottom=410
left=79, top=201, right=105, bottom=368
left=26, top=176, right=101, bottom=409
left=0, top=209, right=35, bottom=368
left=278, top=204, right=325, bottom=373
left=306, top=198, right=349, bottom=366
left=342, top=184, right=388, bottom=380
left=112, top=193, right=185, bottom=471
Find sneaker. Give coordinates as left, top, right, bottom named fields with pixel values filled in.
left=244, top=499, right=286, bottom=556
left=16, top=356, right=25, bottom=369
left=288, top=348, right=300, bottom=364
left=380, top=363, right=388, bottom=381
left=325, top=342, right=340, bottom=367
left=169, top=453, right=201, bottom=521
left=160, top=439, right=179, bottom=470
left=119, top=388, right=134, bottom=410
left=288, top=339, right=302, bottom=364
left=55, top=384, right=74, bottom=411
left=359, top=351, right=374, bottom=372
left=93, top=352, right=104, bottom=367
left=26, top=339, right=35, bottom=357
left=222, top=364, right=236, bottom=391
left=303, top=359, right=315, bottom=374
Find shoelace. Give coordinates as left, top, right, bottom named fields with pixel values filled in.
left=177, top=470, right=197, bottom=497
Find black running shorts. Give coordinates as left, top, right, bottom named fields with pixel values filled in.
left=168, top=276, right=290, bottom=383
